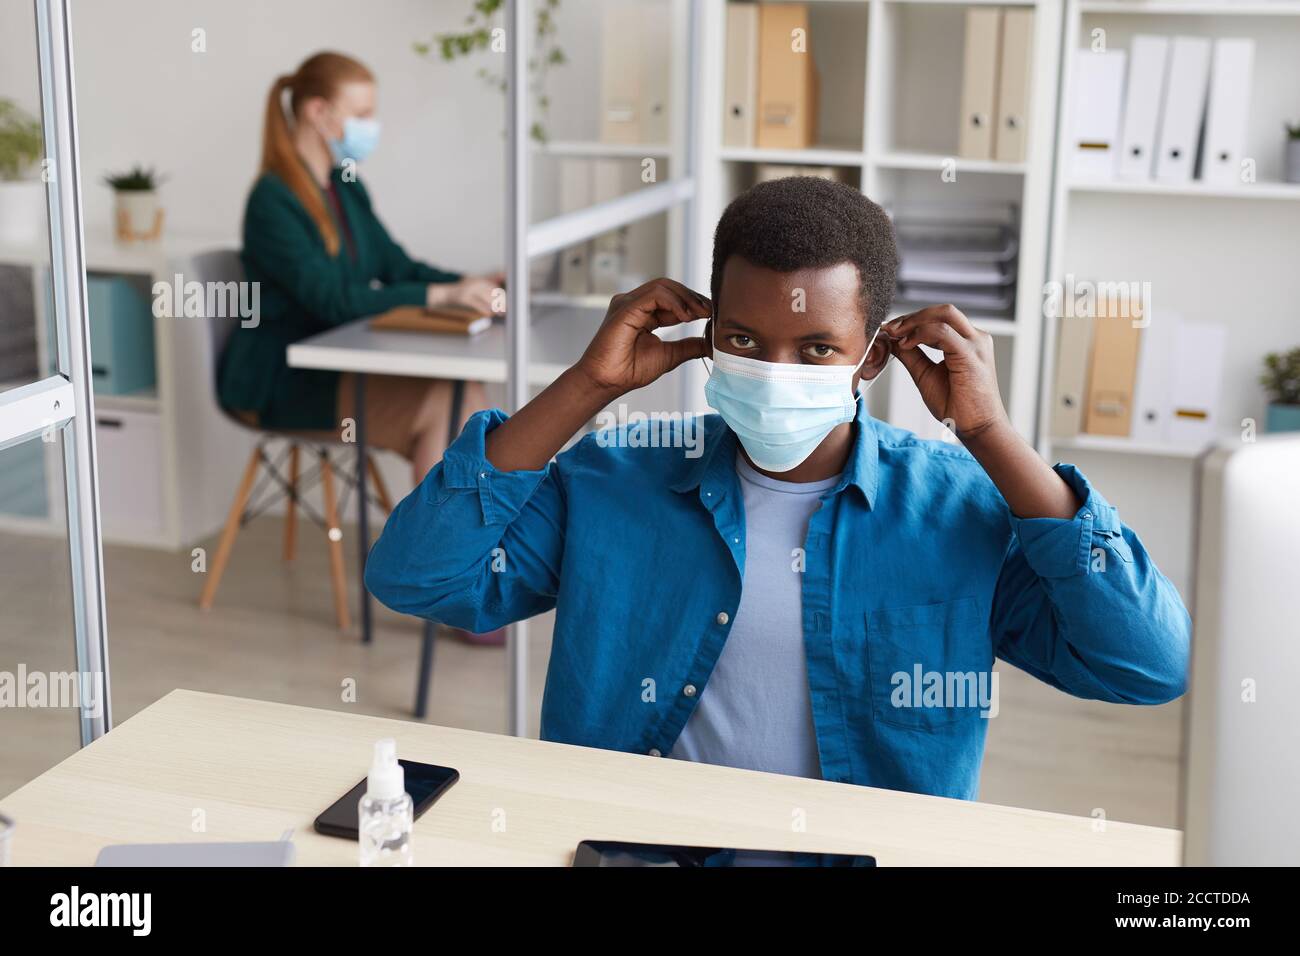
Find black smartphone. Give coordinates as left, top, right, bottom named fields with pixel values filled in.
left=573, top=840, right=876, bottom=868
left=313, top=759, right=459, bottom=840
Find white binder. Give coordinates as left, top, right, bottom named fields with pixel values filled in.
left=1117, top=35, right=1170, bottom=182
left=1069, top=51, right=1127, bottom=180
left=1050, top=315, right=1095, bottom=439
left=1129, top=310, right=1178, bottom=445
left=723, top=2, right=760, bottom=148
left=559, top=159, right=592, bottom=295
left=600, top=1, right=669, bottom=145
left=1164, top=321, right=1226, bottom=447
left=639, top=1, right=670, bottom=144
left=994, top=8, right=1035, bottom=164
left=958, top=7, right=1003, bottom=160
left=591, top=159, right=625, bottom=254
left=1154, top=36, right=1212, bottom=184
left=1201, top=38, right=1255, bottom=187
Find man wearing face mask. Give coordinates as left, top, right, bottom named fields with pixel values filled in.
left=366, top=176, right=1190, bottom=800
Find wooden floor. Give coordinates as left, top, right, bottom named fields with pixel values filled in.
left=0, top=517, right=1184, bottom=827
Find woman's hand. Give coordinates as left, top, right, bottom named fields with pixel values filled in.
left=887, top=304, right=1010, bottom=441
left=575, top=278, right=712, bottom=397
left=428, top=274, right=502, bottom=314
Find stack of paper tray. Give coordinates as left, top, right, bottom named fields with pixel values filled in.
left=889, top=202, right=1020, bottom=319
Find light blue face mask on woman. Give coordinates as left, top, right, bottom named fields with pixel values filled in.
left=704, top=323, right=884, bottom=473
left=327, top=116, right=382, bottom=165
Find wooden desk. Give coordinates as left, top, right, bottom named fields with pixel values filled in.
left=0, top=690, right=1180, bottom=866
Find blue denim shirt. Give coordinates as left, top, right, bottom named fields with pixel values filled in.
left=366, top=400, right=1190, bottom=800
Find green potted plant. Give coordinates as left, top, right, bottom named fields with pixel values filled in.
left=0, top=98, right=45, bottom=245
left=103, top=164, right=166, bottom=242
left=1261, top=347, right=1300, bottom=433
left=414, top=0, right=565, bottom=143
left=1286, top=123, right=1300, bottom=185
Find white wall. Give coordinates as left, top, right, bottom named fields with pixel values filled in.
left=3, top=0, right=521, bottom=272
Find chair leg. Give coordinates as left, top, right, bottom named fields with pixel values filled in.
left=366, top=453, right=393, bottom=514
left=415, top=621, right=436, bottom=719
left=283, top=443, right=300, bottom=562
left=198, top=445, right=262, bottom=611
left=319, top=448, right=352, bottom=632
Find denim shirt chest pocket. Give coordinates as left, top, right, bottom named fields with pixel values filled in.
left=865, top=596, right=992, bottom=730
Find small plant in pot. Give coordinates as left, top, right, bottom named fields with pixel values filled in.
left=1286, top=123, right=1300, bottom=185
left=104, top=165, right=166, bottom=242
left=0, top=98, right=45, bottom=245
left=1260, top=347, right=1300, bottom=433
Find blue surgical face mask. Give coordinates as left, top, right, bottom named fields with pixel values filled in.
left=327, top=116, right=381, bottom=165
left=704, top=323, right=884, bottom=473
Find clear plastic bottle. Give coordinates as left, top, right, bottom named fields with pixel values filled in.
left=358, top=739, right=414, bottom=867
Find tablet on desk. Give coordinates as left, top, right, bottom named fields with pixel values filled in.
left=573, top=840, right=876, bottom=867
left=95, top=840, right=295, bottom=867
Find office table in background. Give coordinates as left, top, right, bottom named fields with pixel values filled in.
left=287, top=305, right=606, bottom=716
left=0, top=690, right=1181, bottom=866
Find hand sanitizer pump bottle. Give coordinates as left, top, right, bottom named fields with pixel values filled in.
left=358, top=739, right=414, bottom=867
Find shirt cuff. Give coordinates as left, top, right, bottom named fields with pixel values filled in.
left=440, top=409, right=551, bottom=525
left=1009, top=463, right=1124, bottom=579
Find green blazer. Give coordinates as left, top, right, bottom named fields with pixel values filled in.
left=218, top=168, right=459, bottom=429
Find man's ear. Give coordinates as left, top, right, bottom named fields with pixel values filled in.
left=860, top=326, right=892, bottom=381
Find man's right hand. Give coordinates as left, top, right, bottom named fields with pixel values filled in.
left=575, top=278, right=712, bottom=397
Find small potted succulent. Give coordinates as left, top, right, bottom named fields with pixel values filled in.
left=1286, top=123, right=1300, bottom=185
left=104, top=164, right=166, bottom=242
left=1261, top=347, right=1300, bottom=433
left=0, top=98, right=45, bottom=245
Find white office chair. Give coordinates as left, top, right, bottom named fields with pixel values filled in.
left=186, top=248, right=392, bottom=632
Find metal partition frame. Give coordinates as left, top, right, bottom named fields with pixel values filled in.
left=503, top=0, right=701, bottom=737
left=35, top=0, right=112, bottom=743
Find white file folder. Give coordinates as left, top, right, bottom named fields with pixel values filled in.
left=600, top=2, right=643, bottom=143
left=1201, top=38, right=1255, bottom=187
left=600, top=1, right=669, bottom=145
left=1051, top=315, right=1095, bottom=439
left=592, top=159, right=625, bottom=255
left=723, top=2, right=760, bottom=148
left=1069, top=51, right=1127, bottom=180
left=640, top=2, right=670, bottom=144
left=559, top=159, right=592, bottom=295
left=1117, top=36, right=1170, bottom=182
left=1129, top=310, right=1178, bottom=444
left=958, top=7, right=1003, bottom=160
left=994, top=8, right=1035, bottom=163
left=1155, top=36, right=1212, bottom=183
left=1164, top=321, right=1226, bottom=447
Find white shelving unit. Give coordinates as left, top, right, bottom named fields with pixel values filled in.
left=501, top=0, right=703, bottom=735
left=1038, top=0, right=1300, bottom=461
left=0, top=234, right=251, bottom=550
left=685, top=0, right=1066, bottom=438
left=1036, top=0, right=1300, bottom=594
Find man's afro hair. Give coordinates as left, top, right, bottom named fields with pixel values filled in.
left=710, top=176, right=899, bottom=333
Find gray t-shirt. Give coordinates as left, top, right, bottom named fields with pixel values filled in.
left=669, top=454, right=839, bottom=779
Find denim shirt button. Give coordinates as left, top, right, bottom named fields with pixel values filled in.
left=683, top=683, right=697, bottom=698
left=716, top=611, right=729, bottom=626
left=648, top=748, right=662, bottom=757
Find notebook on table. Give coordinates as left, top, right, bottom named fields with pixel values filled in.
left=369, top=304, right=494, bottom=336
